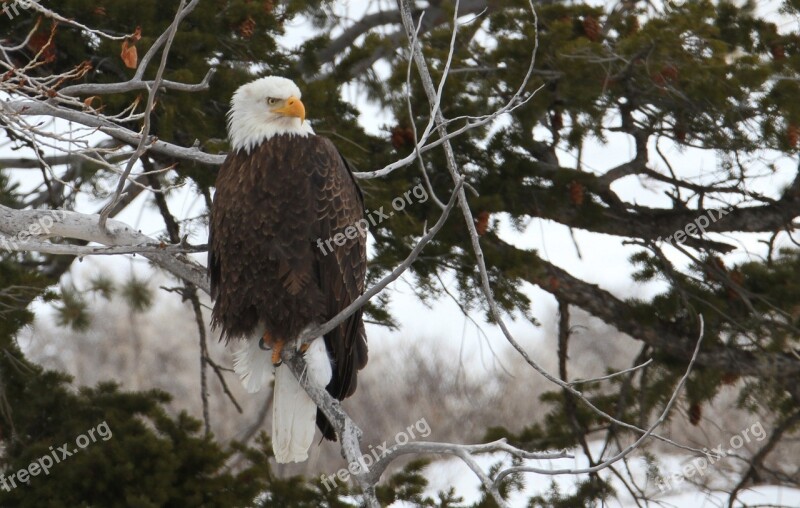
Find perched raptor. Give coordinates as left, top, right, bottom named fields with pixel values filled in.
left=208, top=76, right=368, bottom=463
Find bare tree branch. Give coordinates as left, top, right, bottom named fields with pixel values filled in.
left=0, top=206, right=209, bottom=292
left=0, top=99, right=226, bottom=166
left=99, top=0, right=195, bottom=228
left=58, top=69, right=215, bottom=97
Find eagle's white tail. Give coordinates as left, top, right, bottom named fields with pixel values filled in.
left=272, top=337, right=332, bottom=463
left=232, top=336, right=332, bottom=463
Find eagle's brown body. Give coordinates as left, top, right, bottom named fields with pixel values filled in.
left=208, top=134, right=367, bottom=439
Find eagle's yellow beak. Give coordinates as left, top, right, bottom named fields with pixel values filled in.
left=273, top=96, right=306, bottom=124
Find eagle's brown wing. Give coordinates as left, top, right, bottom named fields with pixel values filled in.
left=309, top=137, right=368, bottom=440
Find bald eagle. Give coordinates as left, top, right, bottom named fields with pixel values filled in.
left=208, top=76, right=368, bottom=463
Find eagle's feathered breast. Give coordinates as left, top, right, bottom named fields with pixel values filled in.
left=209, top=134, right=368, bottom=436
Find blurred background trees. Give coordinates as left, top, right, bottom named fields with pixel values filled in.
left=1, top=0, right=800, bottom=506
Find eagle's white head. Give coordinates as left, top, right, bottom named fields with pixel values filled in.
left=227, top=76, right=314, bottom=153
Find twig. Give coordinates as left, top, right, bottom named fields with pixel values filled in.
left=59, top=69, right=215, bottom=97
left=568, top=359, right=655, bottom=386
left=188, top=286, right=212, bottom=435
left=726, top=409, right=800, bottom=508
left=493, top=316, right=705, bottom=484
left=363, top=439, right=571, bottom=486
left=146, top=166, right=242, bottom=423
left=282, top=175, right=465, bottom=507
left=205, top=355, right=243, bottom=414
left=99, top=0, right=193, bottom=229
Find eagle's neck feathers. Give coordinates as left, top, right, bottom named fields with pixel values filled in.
left=227, top=110, right=314, bottom=154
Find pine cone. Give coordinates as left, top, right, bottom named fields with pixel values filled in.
left=390, top=126, right=415, bottom=150
left=583, top=16, right=602, bottom=42
left=688, top=402, right=702, bottom=426
left=475, top=211, right=490, bottom=236
left=568, top=181, right=585, bottom=206
left=238, top=16, right=256, bottom=39
left=787, top=123, right=799, bottom=148
left=771, top=43, right=786, bottom=60
left=550, top=110, right=563, bottom=131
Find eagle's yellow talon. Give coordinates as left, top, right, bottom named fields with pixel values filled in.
left=261, top=331, right=285, bottom=366
left=271, top=340, right=284, bottom=366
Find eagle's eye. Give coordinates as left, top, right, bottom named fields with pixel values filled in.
left=266, top=97, right=280, bottom=105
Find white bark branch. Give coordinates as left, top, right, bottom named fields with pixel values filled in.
left=0, top=205, right=209, bottom=292
left=363, top=439, right=571, bottom=484
left=0, top=238, right=205, bottom=257
left=282, top=353, right=377, bottom=507
left=58, top=69, right=215, bottom=97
